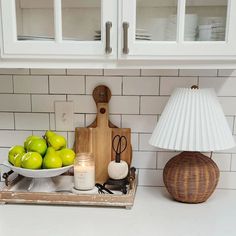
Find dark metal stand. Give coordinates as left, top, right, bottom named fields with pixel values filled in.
left=103, top=167, right=136, bottom=194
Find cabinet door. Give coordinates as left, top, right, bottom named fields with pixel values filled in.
left=0, top=0, right=117, bottom=59
left=119, top=0, right=236, bottom=59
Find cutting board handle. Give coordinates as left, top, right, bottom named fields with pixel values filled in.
left=93, top=85, right=111, bottom=104
left=93, top=85, right=111, bottom=128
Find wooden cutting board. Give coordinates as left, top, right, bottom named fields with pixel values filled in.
left=75, top=85, right=132, bottom=183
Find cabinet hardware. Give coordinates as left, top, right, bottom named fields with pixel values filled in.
left=123, top=22, right=129, bottom=54
left=105, top=21, right=112, bottom=54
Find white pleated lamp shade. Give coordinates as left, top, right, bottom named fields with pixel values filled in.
left=149, top=88, right=235, bottom=152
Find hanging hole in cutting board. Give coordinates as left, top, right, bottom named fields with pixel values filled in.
left=100, top=108, right=106, bottom=114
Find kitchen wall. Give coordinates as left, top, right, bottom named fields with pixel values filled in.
left=0, top=68, right=236, bottom=189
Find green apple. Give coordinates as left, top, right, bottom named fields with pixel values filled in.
left=21, top=152, right=43, bottom=169
left=43, top=147, right=62, bottom=169
left=24, top=135, right=41, bottom=150
left=8, top=145, right=25, bottom=165
left=27, top=138, right=47, bottom=156
left=14, top=153, right=25, bottom=167
left=57, top=148, right=75, bottom=166
left=47, top=134, right=66, bottom=151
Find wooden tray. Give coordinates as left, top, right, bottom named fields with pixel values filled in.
left=0, top=173, right=138, bottom=209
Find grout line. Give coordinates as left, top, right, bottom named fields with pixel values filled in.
left=11, top=75, right=14, bottom=93
left=232, top=116, right=235, bottom=135
left=30, top=94, right=33, bottom=112
left=139, top=96, right=141, bottom=115
left=121, top=76, right=124, bottom=96
left=13, top=112, right=16, bottom=130
left=47, top=75, right=50, bottom=94
left=230, top=153, right=233, bottom=171
left=84, top=75, right=87, bottom=95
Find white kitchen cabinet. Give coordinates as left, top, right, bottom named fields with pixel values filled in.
left=119, top=0, right=236, bottom=60
left=0, top=0, right=117, bottom=59
left=0, top=0, right=236, bottom=67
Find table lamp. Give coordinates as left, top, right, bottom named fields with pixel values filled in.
left=149, top=86, right=235, bottom=203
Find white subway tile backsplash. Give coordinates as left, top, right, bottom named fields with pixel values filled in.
left=199, top=77, right=236, bottom=96
left=123, top=77, right=159, bottom=95
left=218, top=97, right=236, bottom=116
left=14, top=75, right=48, bottom=94
left=138, top=169, right=164, bottom=186
left=104, top=69, right=140, bottom=76
left=0, top=68, right=236, bottom=189
left=86, top=76, right=122, bottom=95
left=0, top=68, right=29, bottom=75
left=212, top=153, right=231, bottom=171
left=132, top=151, right=157, bottom=169
left=0, top=148, right=10, bottom=163
left=231, top=154, right=236, bottom=171
left=0, top=130, right=32, bottom=147
left=179, top=69, right=217, bottom=76
left=110, top=96, right=139, bottom=114
left=218, top=172, right=236, bottom=189
left=122, top=115, right=157, bottom=133
left=140, top=133, right=158, bottom=151
left=141, top=96, right=169, bottom=114
left=0, top=94, right=31, bottom=112
left=31, top=69, right=66, bottom=75
left=0, top=113, right=14, bottom=129
left=218, top=69, right=236, bottom=77
left=68, top=95, right=96, bottom=113
left=160, top=77, right=197, bottom=95
left=141, top=69, right=178, bottom=76
left=49, top=76, right=85, bottom=94
left=67, top=69, right=103, bottom=76
left=131, top=133, right=139, bottom=151
left=0, top=76, right=13, bottom=93
left=15, top=113, right=50, bottom=130
left=32, top=95, right=66, bottom=112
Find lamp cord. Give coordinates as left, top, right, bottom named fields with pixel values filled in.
left=210, top=152, right=213, bottom=159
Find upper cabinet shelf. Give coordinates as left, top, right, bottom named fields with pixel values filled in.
left=136, top=0, right=228, bottom=7
left=0, top=0, right=236, bottom=68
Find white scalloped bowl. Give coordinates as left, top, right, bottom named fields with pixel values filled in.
left=2, top=161, right=73, bottom=178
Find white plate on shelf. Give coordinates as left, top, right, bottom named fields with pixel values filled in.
left=2, top=161, right=73, bottom=178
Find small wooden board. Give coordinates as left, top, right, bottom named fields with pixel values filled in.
left=0, top=174, right=138, bottom=209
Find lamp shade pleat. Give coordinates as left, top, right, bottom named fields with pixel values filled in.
left=149, top=88, right=235, bottom=152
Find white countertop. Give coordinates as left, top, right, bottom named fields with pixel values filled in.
left=0, top=186, right=236, bottom=236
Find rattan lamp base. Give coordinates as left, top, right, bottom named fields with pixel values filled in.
left=163, top=151, right=220, bottom=203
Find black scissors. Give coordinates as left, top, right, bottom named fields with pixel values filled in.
left=112, top=135, right=127, bottom=163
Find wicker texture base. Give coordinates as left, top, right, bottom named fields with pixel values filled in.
left=163, top=151, right=220, bottom=203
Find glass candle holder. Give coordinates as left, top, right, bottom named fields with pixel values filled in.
left=74, top=153, right=95, bottom=190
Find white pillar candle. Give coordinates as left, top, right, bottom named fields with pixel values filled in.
left=74, top=153, right=95, bottom=190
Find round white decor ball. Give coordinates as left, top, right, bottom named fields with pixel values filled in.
left=108, top=160, right=129, bottom=180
